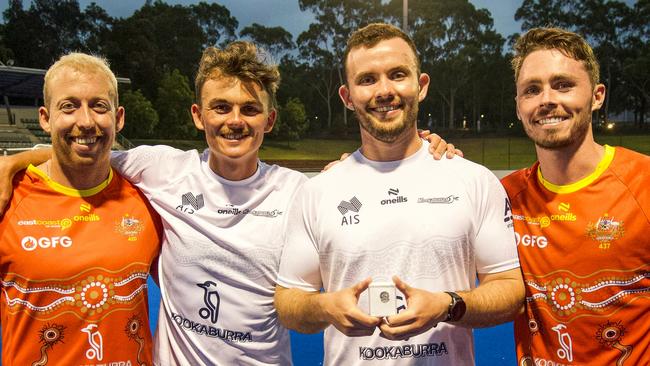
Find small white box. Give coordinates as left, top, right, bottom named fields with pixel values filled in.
left=368, top=281, right=396, bottom=317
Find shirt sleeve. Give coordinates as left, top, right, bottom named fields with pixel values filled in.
left=110, top=145, right=185, bottom=186
left=473, top=169, right=520, bottom=274
left=276, top=183, right=322, bottom=292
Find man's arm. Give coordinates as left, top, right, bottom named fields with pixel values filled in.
left=457, top=268, right=524, bottom=326
left=274, top=279, right=381, bottom=336
left=379, top=269, right=524, bottom=340
left=0, top=148, right=51, bottom=211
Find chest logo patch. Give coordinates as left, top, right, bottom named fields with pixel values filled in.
left=586, top=213, right=625, bottom=250
left=115, top=214, right=144, bottom=241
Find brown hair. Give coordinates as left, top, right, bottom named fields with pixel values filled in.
left=512, top=27, right=600, bottom=86
left=343, top=23, right=420, bottom=81
left=44, top=52, right=118, bottom=109
left=195, top=41, right=280, bottom=109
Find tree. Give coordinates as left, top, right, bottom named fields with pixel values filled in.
left=272, top=98, right=309, bottom=146
left=120, top=89, right=159, bottom=138
left=240, top=23, right=294, bottom=60
left=189, top=2, right=238, bottom=48
left=298, top=0, right=384, bottom=134
left=105, top=1, right=239, bottom=102
left=106, top=2, right=204, bottom=101
left=0, top=23, right=15, bottom=64
left=81, top=2, right=114, bottom=54
left=514, top=0, right=579, bottom=30
left=620, top=0, right=650, bottom=128
left=154, top=69, right=195, bottom=139
left=2, top=0, right=114, bottom=68
left=392, top=0, right=506, bottom=129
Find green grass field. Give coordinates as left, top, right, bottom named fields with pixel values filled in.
left=132, top=134, right=649, bottom=171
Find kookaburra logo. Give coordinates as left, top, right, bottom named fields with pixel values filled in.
left=197, top=281, right=221, bottom=324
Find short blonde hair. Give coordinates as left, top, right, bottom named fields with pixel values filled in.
left=512, top=27, right=600, bottom=87
left=43, top=52, right=119, bottom=109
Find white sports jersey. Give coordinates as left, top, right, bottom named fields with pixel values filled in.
left=278, top=142, right=519, bottom=366
left=112, top=145, right=307, bottom=365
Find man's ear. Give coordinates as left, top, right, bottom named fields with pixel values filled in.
left=191, top=104, right=205, bottom=131
left=591, top=83, right=606, bottom=111
left=417, top=73, right=430, bottom=102
left=514, top=95, right=522, bottom=121
left=38, top=107, right=51, bottom=133
left=264, top=109, right=277, bottom=133
left=339, top=85, right=355, bottom=111
left=115, top=106, right=125, bottom=133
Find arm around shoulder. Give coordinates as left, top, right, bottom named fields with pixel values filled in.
left=0, top=148, right=51, bottom=212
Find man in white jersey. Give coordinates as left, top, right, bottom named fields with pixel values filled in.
left=109, top=41, right=309, bottom=365
left=274, top=23, right=525, bottom=365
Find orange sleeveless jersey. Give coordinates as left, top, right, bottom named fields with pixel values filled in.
left=502, top=146, right=650, bottom=366
left=0, top=165, right=162, bottom=366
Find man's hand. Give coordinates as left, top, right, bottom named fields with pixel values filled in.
left=0, top=157, right=15, bottom=213
left=319, top=278, right=381, bottom=336
left=418, top=130, right=463, bottom=159
left=322, top=153, right=350, bottom=172
left=378, top=276, right=449, bottom=341
left=0, top=148, right=51, bottom=213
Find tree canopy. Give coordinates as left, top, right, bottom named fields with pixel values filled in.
left=1, top=0, right=647, bottom=138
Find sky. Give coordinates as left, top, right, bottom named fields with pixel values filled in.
left=0, top=0, right=526, bottom=38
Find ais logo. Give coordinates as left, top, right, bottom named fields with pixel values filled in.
left=21, top=236, right=72, bottom=251
left=338, top=196, right=362, bottom=226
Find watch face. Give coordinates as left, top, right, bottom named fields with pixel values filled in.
left=446, top=292, right=466, bottom=322
left=451, top=299, right=466, bottom=321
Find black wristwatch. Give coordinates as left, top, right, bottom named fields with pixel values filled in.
left=444, top=291, right=466, bottom=322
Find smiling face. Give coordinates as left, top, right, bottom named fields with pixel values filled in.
left=192, top=76, right=275, bottom=177
left=339, top=37, right=429, bottom=143
left=39, top=66, right=124, bottom=170
left=515, top=49, right=605, bottom=150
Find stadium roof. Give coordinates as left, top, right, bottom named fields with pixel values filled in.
left=0, top=65, right=130, bottom=99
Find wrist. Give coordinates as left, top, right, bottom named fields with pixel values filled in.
left=443, top=291, right=466, bottom=322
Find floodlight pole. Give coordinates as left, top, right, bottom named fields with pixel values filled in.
left=403, top=0, right=408, bottom=33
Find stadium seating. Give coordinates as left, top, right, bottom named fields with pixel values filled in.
left=20, top=118, right=51, bottom=143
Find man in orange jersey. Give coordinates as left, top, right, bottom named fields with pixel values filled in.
left=0, top=53, right=162, bottom=365
left=502, top=27, right=650, bottom=365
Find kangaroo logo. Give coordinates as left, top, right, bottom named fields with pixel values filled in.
left=197, top=281, right=221, bottom=324
left=81, top=324, right=103, bottom=361
left=552, top=324, right=573, bottom=362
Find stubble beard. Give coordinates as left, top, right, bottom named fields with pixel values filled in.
left=356, top=102, right=419, bottom=143
left=526, top=108, right=593, bottom=150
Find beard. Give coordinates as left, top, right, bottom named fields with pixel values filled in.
left=355, top=99, right=419, bottom=143
left=525, top=109, right=592, bottom=149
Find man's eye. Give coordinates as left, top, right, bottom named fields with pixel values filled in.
left=60, top=103, right=76, bottom=112
left=359, top=76, right=375, bottom=85
left=523, top=86, right=539, bottom=95
left=94, top=103, right=110, bottom=113
left=391, top=71, right=407, bottom=79
left=214, top=104, right=231, bottom=113
left=241, top=106, right=260, bottom=116
left=556, top=82, right=573, bottom=91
